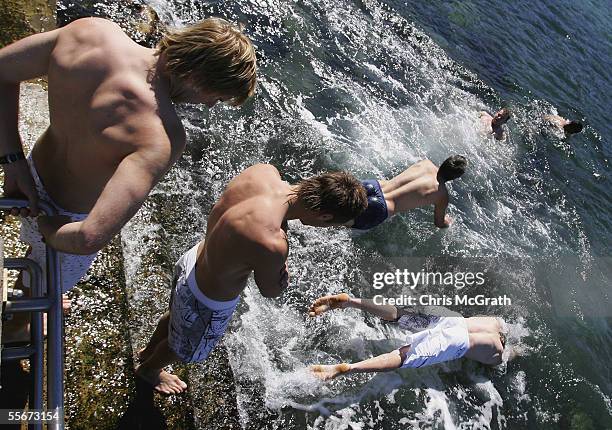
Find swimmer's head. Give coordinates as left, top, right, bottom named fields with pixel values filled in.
left=158, top=17, right=257, bottom=106
left=295, top=172, right=368, bottom=226
left=492, top=108, right=511, bottom=126
left=563, top=121, right=583, bottom=135
left=437, top=155, right=468, bottom=182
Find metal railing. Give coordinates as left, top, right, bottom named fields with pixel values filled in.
left=1, top=198, right=64, bottom=429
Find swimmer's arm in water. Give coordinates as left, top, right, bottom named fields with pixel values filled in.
left=433, top=192, right=451, bottom=228
left=311, top=346, right=410, bottom=380
left=38, top=145, right=178, bottom=254
left=0, top=28, right=62, bottom=216
left=494, top=128, right=507, bottom=141
left=252, top=236, right=289, bottom=298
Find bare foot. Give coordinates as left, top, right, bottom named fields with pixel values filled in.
left=135, top=365, right=187, bottom=395
left=310, top=363, right=351, bottom=381
left=308, top=293, right=351, bottom=317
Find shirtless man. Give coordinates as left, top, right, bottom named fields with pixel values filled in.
left=543, top=114, right=583, bottom=136
left=0, top=18, right=256, bottom=341
left=135, top=164, right=368, bottom=394
left=348, top=156, right=467, bottom=231
left=480, top=108, right=511, bottom=141
left=308, top=293, right=504, bottom=380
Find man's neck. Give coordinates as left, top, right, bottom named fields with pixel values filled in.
left=145, top=51, right=175, bottom=100
left=151, top=52, right=190, bottom=103
left=283, top=185, right=309, bottom=221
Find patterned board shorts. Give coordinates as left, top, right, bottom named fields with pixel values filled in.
left=167, top=243, right=240, bottom=363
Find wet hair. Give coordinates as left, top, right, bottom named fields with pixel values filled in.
left=157, top=18, right=257, bottom=106
left=499, top=108, right=511, bottom=118
left=492, top=108, right=511, bottom=126
left=563, top=121, right=583, bottom=134
left=437, top=155, right=468, bottom=182
left=296, top=172, right=368, bottom=223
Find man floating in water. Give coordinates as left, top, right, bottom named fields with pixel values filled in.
left=348, top=156, right=467, bottom=231
left=480, top=108, right=511, bottom=141
left=308, top=293, right=504, bottom=380
left=136, top=164, right=368, bottom=394
left=0, top=17, right=256, bottom=341
left=543, top=114, right=583, bottom=136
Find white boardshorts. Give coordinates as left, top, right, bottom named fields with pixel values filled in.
left=19, top=155, right=98, bottom=293
left=398, top=314, right=470, bottom=369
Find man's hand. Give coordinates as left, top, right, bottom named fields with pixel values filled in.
left=2, top=160, right=39, bottom=216
left=442, top=214, right=452, bottom=228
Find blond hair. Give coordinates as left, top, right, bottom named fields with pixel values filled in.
left=296, top=172, right=368, bottom=223
left=158, top=17, right=257, bottom=106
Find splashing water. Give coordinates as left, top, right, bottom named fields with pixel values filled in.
left=112, top=0, right=612, bottom=427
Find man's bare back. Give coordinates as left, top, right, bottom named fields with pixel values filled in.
left=195, top=164, right=291, bottom=301
left=36, top=18, right=184, bottom=213
left=379, top=158, right=460, bottom=228
left=135, top=166, right=367, bottom=393
left=380, top=160, right=446, bottom=214
left=1, top=17, right=256, bottom=256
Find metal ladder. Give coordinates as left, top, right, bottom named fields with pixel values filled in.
left=1, top=198, right=64, bottom=429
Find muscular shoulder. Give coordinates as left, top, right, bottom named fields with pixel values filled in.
left=57, top=18, right=125, bottom=46
left=52, top=18, right=139, bottom=77
left=243, top=163, right=281, bottom=178
left=250, top=232, right=289, bottom=265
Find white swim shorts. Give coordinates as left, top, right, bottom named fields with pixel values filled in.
left=19, top=155, right=98, bottom=293
left=167, top=243, right=240, bottom=363
left=399, top=316, right=470, bottom=368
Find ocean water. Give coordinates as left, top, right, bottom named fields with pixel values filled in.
left=115, top=0, right=610, bottom=428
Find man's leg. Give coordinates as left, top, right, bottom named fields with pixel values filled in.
left=311, top=346, right=407, bottom=380
left=138, top=311, right=170, bottom=362
left=309, top=293, right=398, bottom=321
left=2, top=246, right=73, bottom=344
left=135, top=333, right=187, bottom=394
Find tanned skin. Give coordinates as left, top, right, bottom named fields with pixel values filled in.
left=346, top=160, right=453, bottom=228
left=0, top=18, right=229, bottom=253
left=136, top=164, right=342, bottom=394
left=480, top=108, right=510, bottom=141
left=0, top=18, right=232, bottom=342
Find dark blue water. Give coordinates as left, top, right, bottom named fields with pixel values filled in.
left=114, top=0, right=612, bottom=428
left=402, top=0, right=611, bottom=255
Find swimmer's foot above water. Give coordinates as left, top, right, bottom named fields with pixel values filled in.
left=308, top=293, right=351, bottom=317
left=310, top=363, right=351, bottom=380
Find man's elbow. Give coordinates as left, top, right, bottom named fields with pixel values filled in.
left=75, top=228, right=109, bottom=254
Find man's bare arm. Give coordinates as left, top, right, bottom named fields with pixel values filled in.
left=433, top=192, right=451, bottom=228
left=37, top=143, right=175, bottom=254
left=252, top=237, right=289, bottom=298
left=0, top=29, right=61, bottom=215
